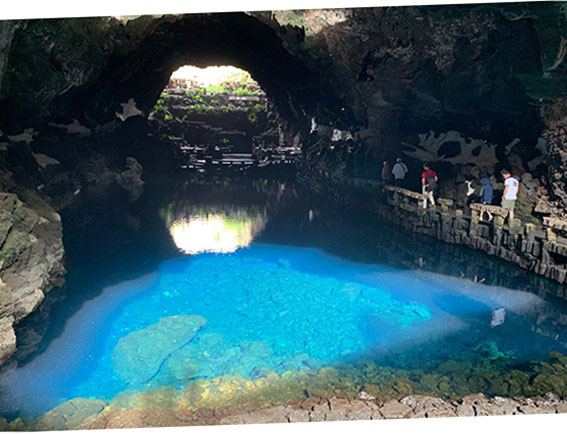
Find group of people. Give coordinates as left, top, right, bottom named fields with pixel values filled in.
left=475, top=169, right=519, bottom=222
left=381, top=158, right=409, bottom=187
left=381, top=158, right=520, bottom=222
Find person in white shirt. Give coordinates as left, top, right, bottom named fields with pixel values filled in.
left=392, top=157, right=408, bottom=187
left=500, top=169, right=519, bottom=222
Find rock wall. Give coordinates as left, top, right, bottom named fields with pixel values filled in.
left=0, top=129, right=148, bottom=365
left=0, top=192, right=64, bottom=363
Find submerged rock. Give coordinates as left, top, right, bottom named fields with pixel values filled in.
left=167, top=335, right=274, bottom=382
left=35, top=397, right=106, bottom=431
left=112, top=315, right=206, bottom=385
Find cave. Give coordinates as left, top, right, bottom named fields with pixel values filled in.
left=2, top=3, right=567, bottom=430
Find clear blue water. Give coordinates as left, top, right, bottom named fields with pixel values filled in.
left=1, top=180, right=566, bottom=421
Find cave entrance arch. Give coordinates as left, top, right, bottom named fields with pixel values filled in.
left=150, top=64, right=283, bottom=171
left=40, top=13, right=362, bottom=146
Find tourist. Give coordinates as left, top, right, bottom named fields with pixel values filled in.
left=480, top=177, right=494, bottom=205
left=392, top=157, right=408, bottom=187
left=501, top=169, right=519, bottom=222
left=480, top=177, right=494, bottom=222
left=421, top=163, right=438, bottom=209
left=381, top=160, right=394, bottom=185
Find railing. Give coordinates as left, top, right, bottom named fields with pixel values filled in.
left=384, top=185, right=425, bottom=210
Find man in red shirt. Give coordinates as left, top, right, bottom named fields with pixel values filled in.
left=421, top=163, right=438, bottom=209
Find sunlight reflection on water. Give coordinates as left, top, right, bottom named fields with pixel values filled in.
left=169, top=212, right=266, bottom=254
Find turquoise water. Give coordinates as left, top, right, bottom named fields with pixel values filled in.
left=1, top=180, right=567, bottom=421
left=0, top=243, right=563, bottom=419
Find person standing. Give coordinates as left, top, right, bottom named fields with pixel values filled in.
left=392, top=157, right=408, bottom=187
left=381, top=160, right=394, bottom=185
left=480, top=176, right=494, bottom=222
left=480, top=177, right=494, bottom=205
left=500, top=169, right=519, bottom=222
left=421, top=163, right=438, bottom=209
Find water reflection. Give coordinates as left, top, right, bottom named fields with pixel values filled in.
left=4, top=177, right=567, bottom=424
left=169, top=210, right=267, bottom=254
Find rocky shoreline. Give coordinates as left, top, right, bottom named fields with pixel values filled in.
left=0, top=344, right=565, bottom=431
left=77, top=393, right=567, bottom=429
left=2, top=391, right=565, bottom=431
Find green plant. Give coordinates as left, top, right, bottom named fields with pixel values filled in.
left=220, top=138, right=230, bottom=144
left=233, top=87, right=258, bottom=96
left=206, top=84, right=228, bottom=94
left=248, top=112, right=258, bottom=123
left=187, top=93, right=202, bottom=101
left=191, top=103, right=215, bottom=112
left=153, top=98, right=169, bottom=112
left=164, top=113, right=173, bottom=121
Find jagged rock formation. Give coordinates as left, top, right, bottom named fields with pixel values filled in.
left=0, top=192, right=64, bottom=363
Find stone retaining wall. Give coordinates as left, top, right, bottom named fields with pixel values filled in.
left=382, top=186, right=567, bottom=286
left=299, top=169, right=567, bottom=288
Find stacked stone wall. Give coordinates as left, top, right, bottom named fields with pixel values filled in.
left=299, top=169, right=567, bottom=287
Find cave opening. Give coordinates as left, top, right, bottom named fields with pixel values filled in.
left=146, top=64, right=298, bottom=174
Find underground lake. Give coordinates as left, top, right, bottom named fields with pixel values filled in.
left=1, top=180, right=566, bottom=424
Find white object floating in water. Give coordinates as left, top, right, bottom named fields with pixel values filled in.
left=490, top=307, right=506, bottom=327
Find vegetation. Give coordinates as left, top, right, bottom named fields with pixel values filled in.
left=248, top=112, right=258, bottom=124
left=151, top=69, right=266, bottom=121
left=232, top=87, right=259, bottom=96
left=153, top=98, right=168, bottom=112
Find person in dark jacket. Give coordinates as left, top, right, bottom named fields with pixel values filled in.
left=480, top=177, right=493, bottom=204
left=381, top=160, right=394, bottom=185
left=480, top=177, right=494, bottom=221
